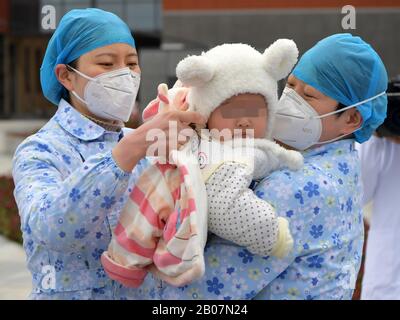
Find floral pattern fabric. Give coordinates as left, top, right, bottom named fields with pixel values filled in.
left=13, top=98, right=363, bottom=299
left=123, top=139, right=364, bottom=300
left=12, top=99, right=149, bottom=299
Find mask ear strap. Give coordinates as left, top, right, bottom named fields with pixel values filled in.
left=314, top=127, right=362, bottom=145
left=316, top=91, right=387, bottom=119
left=66, top=65, right=94, bottom=81
left=71, top=90, right=87, bottom=105
left=313, top=92, right=383, bottom=144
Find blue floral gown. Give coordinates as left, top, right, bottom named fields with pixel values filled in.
left=124, top=139, right=364, bottom=300
left=13, top=98, right=363, bottom=299
left=12, top=99, right=148, bottom=299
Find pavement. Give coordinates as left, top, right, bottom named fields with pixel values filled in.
left=0, top=120, right=44, bottom=299
left=0, top=236, right=31, bottom=300
left=0, top=155, right=13, bottom=176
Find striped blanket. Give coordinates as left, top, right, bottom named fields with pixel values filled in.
left=101, top=144, right=208, bottom=287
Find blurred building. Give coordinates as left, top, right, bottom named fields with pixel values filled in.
left=0, top=0, right=163, bottom=119
left=0, top=0, right=164, bottom=170
left=0, top=0, right=399, bottom=120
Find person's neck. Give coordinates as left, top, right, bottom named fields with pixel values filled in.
left=72, top=99, right=124, bottom=132
left=374, top=133, right=400, bottom=144
left=274, top=135, right=354, bottom=152
left=387, top=136, right=400, bottom=144
left=274, top=140, right=297, bottom=150
left=82, top=113, right=124, bottom=132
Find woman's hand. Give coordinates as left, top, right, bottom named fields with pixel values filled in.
left=112, top=101, right=206, bottom=173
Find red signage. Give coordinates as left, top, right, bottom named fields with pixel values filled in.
left=164, top=0, right=400, bottom=10
left=0, top=0, right=10, bottom=33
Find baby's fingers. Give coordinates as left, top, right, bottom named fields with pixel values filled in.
left=179, top=101, right=189, bottom=111
left=171, top=88, right=189, bottom=110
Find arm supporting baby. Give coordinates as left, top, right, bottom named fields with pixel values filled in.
left=204, top=138, right=303, bottom=258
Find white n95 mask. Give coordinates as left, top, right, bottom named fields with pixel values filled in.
left=273, top=87, right=386, bottom=150
left=68, top=65, right=140, bottom=122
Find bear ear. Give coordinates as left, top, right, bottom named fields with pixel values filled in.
left=176, top=55, right=215, bottom=87
left=263, top=39, right=299, bottom=81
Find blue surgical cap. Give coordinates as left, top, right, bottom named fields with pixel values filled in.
left=293, top=33, right=388, bottom=143
left=40, top=8, right=136, bottom=105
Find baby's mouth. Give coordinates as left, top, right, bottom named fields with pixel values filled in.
left=233, top=132, right=247, bottom=139
left=241, top=130, right=255, bottom=139
left=232, top=129, right=255, bottom=139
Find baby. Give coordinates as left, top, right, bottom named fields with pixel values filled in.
left=101, top=40, right=303, bottom=287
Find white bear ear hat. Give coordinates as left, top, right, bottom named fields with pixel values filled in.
left=176, top=39, right=299, bottom=138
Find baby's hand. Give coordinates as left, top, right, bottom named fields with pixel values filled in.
left=142, top=83, right=189, bottom=123
left=157, top=83, right=189, bottom=113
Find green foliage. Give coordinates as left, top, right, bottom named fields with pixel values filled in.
left=0, top=176, right=22, bottom=243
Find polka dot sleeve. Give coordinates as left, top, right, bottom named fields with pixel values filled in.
left=206, top=161, right=279, bottom=256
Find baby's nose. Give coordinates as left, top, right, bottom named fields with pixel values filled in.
left=236, top=118, right=251, bottom=127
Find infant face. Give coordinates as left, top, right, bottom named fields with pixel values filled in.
left=207, top=93, right=268, bottom=140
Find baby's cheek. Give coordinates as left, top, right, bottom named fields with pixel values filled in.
left=253, top=119, right=268, bottom=138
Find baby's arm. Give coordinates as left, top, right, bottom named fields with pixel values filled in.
left=206, top=160, right=293, bottom=258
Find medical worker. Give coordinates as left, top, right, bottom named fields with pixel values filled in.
left=12, top=8, right=205, bottom=299
left=130, top=34, right=388, bottom=300
left=359, top=79, right=400, bottom=300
